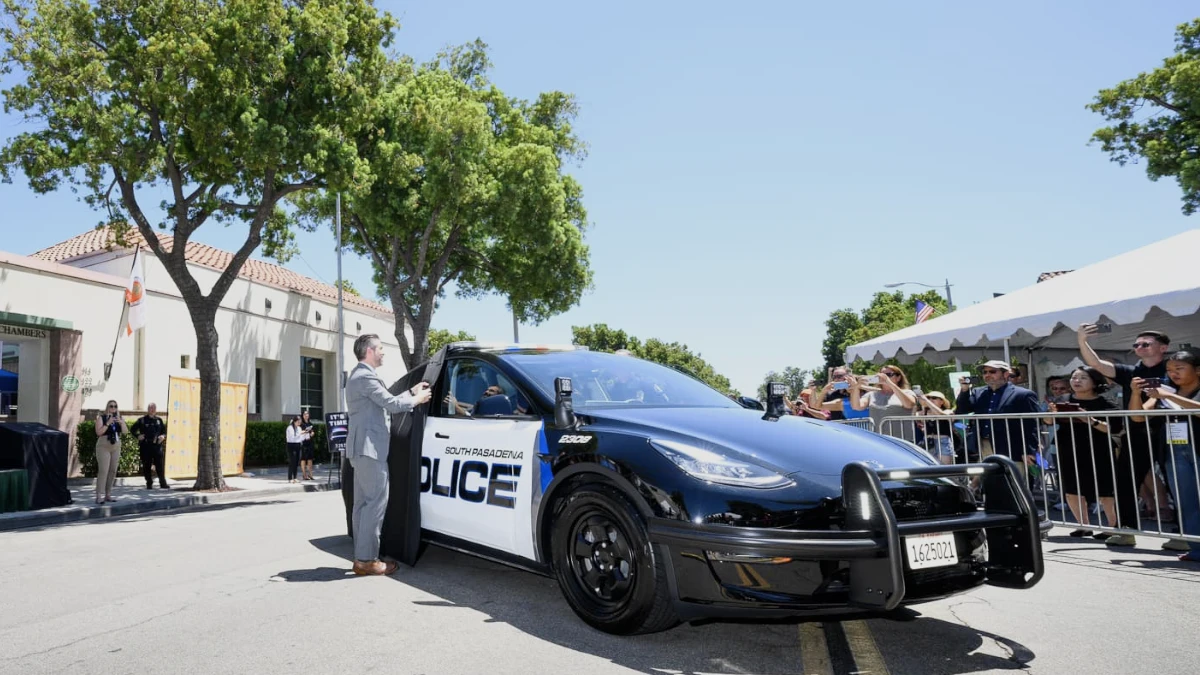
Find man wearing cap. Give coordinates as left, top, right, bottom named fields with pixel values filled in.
left=1077, top=325, right=1173, bottom=549
left=956, top=360, right=1042, bottom=465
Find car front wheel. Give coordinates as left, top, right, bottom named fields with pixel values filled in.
left=550, top=482, right=678, bottom=635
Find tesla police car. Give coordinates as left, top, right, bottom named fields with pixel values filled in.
left=343, top=342, right=1045, bottom=635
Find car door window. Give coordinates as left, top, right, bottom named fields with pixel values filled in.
left=442, top=359, right=531, bottom=418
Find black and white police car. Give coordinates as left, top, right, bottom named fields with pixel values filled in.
left=342, top=342, right=1045, bottom=635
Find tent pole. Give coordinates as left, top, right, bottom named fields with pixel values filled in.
left=1003, top=338, right=1011, bottom=363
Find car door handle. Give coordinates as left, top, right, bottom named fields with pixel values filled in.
left=435, top=432, right=450, bottom=439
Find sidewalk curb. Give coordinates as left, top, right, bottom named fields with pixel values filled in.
left=0, top=481, right=341, bottom=533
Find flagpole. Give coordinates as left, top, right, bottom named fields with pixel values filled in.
left=104, top=246, right=140, bottom=381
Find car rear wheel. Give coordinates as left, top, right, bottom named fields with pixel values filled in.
left=550, top=482, right=678, bottom=634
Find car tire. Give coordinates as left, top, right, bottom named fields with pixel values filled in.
left=549, top=482, right=679, bottom=635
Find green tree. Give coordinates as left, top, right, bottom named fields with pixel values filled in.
left=570, top=324, right=738, bottom=396
left=757, top=366, right=812, bottom=401
left=335, top=280, right=362, bottom=298
left=0, top=0, right=394, bottom=489
left=570, top=323, right=641, bottom=353
left=1089, top=19, right=1200, bottom=214
left=426, top=328, right=475, bottom=358
left=300, top=40, right=592, bottom=369
left=821, top=309, right=862, bottom=372
left=816, top=290, right=955, bottom=396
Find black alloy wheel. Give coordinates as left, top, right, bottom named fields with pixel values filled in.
left=550, top=482, right=678, bottom=635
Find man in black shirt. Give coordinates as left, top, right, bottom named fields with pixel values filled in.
left=132, top=403, right=169, bottom=489
left=1077, top=325, right=1168, bottom=547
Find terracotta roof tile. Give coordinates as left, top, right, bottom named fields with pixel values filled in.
left=31, top=227, right=393, bottom=315
left=1036, top=270, right=1073, bottom=283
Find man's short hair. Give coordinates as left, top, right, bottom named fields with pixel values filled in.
left=1137, top=330, right=1170, bottom=345
left=353, top=334, right=380, bottom=361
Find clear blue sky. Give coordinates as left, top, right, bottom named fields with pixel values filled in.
left=3, top=1, right=1199, bottom=395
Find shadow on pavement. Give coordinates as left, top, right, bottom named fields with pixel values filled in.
left=10, top=499, right=295, bottom=533
left=271, top=566, right=357, bottom=583
left=307, top=534, right=1036, bottom=675
left=868, top=608, right=1036, bottom=674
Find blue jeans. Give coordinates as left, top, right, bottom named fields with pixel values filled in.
left=1168, top=445, right=1200, bottom=556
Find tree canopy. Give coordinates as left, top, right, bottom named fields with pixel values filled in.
left=1089, top=19, right=1200, bottom=214
left=299, top=40, right=592, bottom=369
left=1, top=0, right=395, bottom=488
left=756, top=366, right=812, bottom=401
left=426, top=328, right=475, bottom=358
left=570, top=324, right=739, bottom=396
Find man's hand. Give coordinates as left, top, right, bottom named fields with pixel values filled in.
left=1078, top=323, right=1098, bottom=344
left=959, top=376, right=971, bottom=392
left=137, top=434, right=145, bottom=442
left=410, top=381, right=433, bottom=405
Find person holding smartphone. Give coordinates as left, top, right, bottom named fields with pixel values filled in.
left=814, top=367, right=852, bottom=421
left=1131, top=350, right=1200, bottom=563
left=1078, top=325, right=1171, bottom=548
left=955, top=361, right=1042, bottom=465
left=1043, top=367, right=1121, bottom=539
left=849, top=366, right=916, bottom=441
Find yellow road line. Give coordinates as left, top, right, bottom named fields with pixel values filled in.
left=842, top=620, right=889, bottom=674
left=798, top=622, right=833, bottom=675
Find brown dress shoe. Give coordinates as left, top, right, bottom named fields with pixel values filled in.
left=352, top=559, right=399, bottom=576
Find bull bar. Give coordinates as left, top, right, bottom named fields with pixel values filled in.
left=842, top=454, right=1045, bottom=610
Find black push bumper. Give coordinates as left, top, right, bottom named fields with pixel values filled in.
left=648, top=456, right=1045, bottom=612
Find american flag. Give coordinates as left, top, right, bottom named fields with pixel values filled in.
left=915, top=300, right=935, bottom=324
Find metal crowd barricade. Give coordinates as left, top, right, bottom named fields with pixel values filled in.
left=878, top=409, right=1200, bottom=546
left=830, top=417, right=875, bottom=433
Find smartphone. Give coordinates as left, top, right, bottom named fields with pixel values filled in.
left=867, top=375, right=881, bottom=385
left=1140, top=377, right=1162, bottom=390
left=833, top=381, right=849, bottom=390
left=1095, top=323, right=1113, bottom=334
left=1056, top=402, right=1082, bottom=412
left=912, top=385, right=924, bottom=395
left=969, top=376, right=981, bottom=385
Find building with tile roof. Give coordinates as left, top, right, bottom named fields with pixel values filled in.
left=2, top=228, right=409, bottom=475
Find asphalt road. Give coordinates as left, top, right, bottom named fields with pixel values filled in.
left=1, top=492, right=1195, bottom=675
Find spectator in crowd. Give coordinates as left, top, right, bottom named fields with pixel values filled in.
left=814, top=367, right=852, bottom=421
left=1078, top=325, right=1170, bottom=548
left=285, top=416, right=305, bottom=484
left=1045, top=367, right=1121, bottom=539
left=132, top=403, right=169, bottom=490
left=955, top=361, right=1041, bottom=464
left=1131, top=350, right=1200, bottom=563
left=787, top=390, right=830, bottom=420
left=916, top=390, right=957, bottom=465
left=93, top=400, right=128, bottom=505
left=1046, top=376, right=1071, bottom=403
left=299, top=409, right=316, bottom=481
left=1010, top=365, right=1029, bottom=387
left=849, top=366, right=917, bottom=441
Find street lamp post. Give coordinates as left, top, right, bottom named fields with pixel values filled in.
left=883, top=278, right=954, bottom=311
left=883, top=278, right=958, bottom=368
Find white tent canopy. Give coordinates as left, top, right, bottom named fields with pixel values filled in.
left=845, top=229, right=1200, bottom=369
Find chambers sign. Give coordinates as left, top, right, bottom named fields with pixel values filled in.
left=0, top=324, right=49, bottom=339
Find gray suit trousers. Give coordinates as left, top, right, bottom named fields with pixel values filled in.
left=349, top=455, right=389, bottom=562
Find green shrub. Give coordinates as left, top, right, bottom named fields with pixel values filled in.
left=243, top=421, right=329, bottom=468
left=75, top=419, right=331, bottom=476
left=75, top=419, right=142, bottom=477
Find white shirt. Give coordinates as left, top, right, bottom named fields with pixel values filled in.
left=286, top=425, right=305, bottom=444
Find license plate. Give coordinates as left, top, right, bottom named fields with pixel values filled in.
left=904, top=532, right=958, bottom=570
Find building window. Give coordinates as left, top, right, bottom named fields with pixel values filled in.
left=254, top=367, right=263, bottom=415
left=300, top=356, right=324, bottom=419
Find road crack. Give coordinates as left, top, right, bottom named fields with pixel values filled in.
left=2, top=603, right=191, bottom=664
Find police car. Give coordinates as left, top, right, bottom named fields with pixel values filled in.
left=345, top=342, right=1045, bottom=635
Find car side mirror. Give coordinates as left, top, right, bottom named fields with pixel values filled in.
left=554, top=377, right=577, bottom=429
left=763, top=382, right=787, bottom=421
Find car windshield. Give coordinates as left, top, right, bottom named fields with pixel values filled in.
left=500, top=350, right=741, bottom=410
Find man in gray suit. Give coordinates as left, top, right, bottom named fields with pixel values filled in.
left=346, top=333, right=432, bottom=575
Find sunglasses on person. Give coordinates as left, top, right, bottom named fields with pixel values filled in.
left=883, top=371, right=901, bottom=379
left=1132, top=341, right=1158, bottom=349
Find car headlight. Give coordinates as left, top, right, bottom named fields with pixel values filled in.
left=650, top=439, right=794, bottom=489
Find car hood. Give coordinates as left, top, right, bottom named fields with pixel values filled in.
left=582, top=406, right=935, bottom=477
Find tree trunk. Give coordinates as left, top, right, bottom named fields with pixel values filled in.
left=191, top=303, right=227, bottom=490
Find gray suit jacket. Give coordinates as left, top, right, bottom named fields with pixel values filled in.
left=345, top=362, right=416, bottom=463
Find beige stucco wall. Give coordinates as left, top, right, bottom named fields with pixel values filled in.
left=0, top=249, right=410, bottom=423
